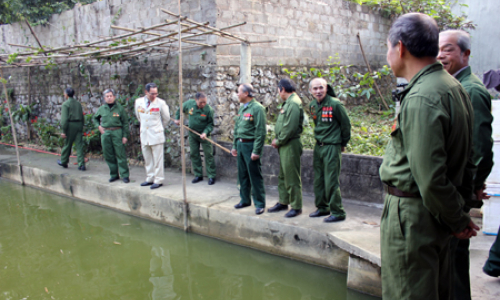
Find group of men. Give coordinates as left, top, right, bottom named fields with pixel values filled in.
left=231, top=79, right=351, bottom=221
left=380, top=12, right=499, bottom=300
left=55, top=11, right=500, bottom=299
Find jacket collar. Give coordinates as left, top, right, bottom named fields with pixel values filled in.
left=398, top=62, right=443, bottom=101
left=455, top=66, right=471, bottom=82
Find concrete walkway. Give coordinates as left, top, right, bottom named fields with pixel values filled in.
left=0, top=144, right=498, bottom=298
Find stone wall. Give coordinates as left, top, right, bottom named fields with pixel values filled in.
left=215, top=142, right=384, bottom=204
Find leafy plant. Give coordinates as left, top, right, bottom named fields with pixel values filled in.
left=31, top=117, right=64, bottom=152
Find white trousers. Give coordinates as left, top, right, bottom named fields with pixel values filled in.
left=142, top=143, right=164, bottom=184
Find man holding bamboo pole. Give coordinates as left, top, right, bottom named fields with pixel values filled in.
left=174, top=92, right=216, bottom=185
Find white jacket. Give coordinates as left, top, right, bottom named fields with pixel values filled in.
left=135, top=96, right=171, bottom=146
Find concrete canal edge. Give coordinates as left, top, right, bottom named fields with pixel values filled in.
left=0, top=162, right=382, bottom=297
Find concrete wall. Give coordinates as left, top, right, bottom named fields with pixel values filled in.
left=452, top=0, right=500, bottom=85
left=216, top=142, right=385, bottom=204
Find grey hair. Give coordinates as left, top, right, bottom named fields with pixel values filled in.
left=195, top=92, right=207, bottom=99
left=440, top=29, right=471, bottom=53
left=240, top=83, right=255, bottom=97
left=309, top=78, right=327, bottom=90
left=103, top=88, right=116, bottom=96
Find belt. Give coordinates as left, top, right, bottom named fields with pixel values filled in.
left=385, top=185, right=420, bottom=198
left=104, top=127, right=121, bottom=131
left=316, top=140, right=336, bottom=146
left=239, top=138, right=254, bottom=143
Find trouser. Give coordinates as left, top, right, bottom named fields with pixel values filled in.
left=60, top=122, right=84, bottom=167
left=450, top=237, right=471, bottom=300
left=101, top=129, right=129, bottom=178
left=278, top=138, right=303, bottom=210
left=483, top=226, right=500, bottom=276
left=381, top=195, right=452, bottom=300
left=142, top=143, right=164, bottom=184
left=313, top=143, right=345, bottom=217
left=189, top=132, right=216, bottom=178
left=237, top=140, right=265, bottom=208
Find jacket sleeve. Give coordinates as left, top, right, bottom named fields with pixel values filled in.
left=134, top=99, right=141, bottom=122
left=60, top=102, right=69, bottom=133
left=401, top=96, right=470, bottom=233
left=334, top=102, right=351, bottom=147
left=252, top=105, right=267, bottom=156
left=120, top=105, right=129, bottom=138
left=161, top=101, right=171, bottom=129
left=92, top=107, right=101, bottom=127
left=275, top=102, right=301, bottom=147
left=470, top=86, right=494, bottom=190
left=204, top=106, right=214, bottom=135
left=232, top=110, right=240, bottom=150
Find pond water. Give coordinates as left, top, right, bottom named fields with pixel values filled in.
left=0, top=180, right=377, bottom=300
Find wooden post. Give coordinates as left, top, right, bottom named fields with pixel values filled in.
left=1, top=67, right=24, bottom=185
left=356, top=33, right=389, bottom=110
left=178, top=1, right=189, bottom=232
left=27, top=67, right=32, bottom=141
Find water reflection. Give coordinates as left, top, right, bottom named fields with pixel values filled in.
left=0, top=181, right=377, bottom=300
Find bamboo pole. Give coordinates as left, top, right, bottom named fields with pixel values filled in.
left=25, top=21, right=47, bottom=57
left=111, top=25, right=214, bottom=47
left=356, top=33, right=390, bottom=110
left=182, top=125, right=231, bottom=154
left=161, top=9, right=249, bottom=42
left=0, top=68, right=24, bottom=185
left=178, top=1, right=189, bottom=233
left=27, top=67, right=32, bottom=141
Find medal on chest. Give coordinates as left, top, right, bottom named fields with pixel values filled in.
left=189, top=107, right=194, bottom=115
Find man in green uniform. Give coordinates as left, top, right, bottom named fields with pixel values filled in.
left=308, top=78, right=351, bottom=223
left=58, top=87, right=85, bottom=170
left=380, top=13, right=480, bottom=299
left=174, top=92, right=216, bottom=185
left=231, top=83, right=267, bottom=215
left=92, top=89, right=130, bottom=183
left=268, top=78, right=304, bottom=218
left=438, top=29, right=494, bottom=300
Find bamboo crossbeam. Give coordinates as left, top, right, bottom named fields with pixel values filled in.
left=182, top=125, right=231, bottom=154
left=217, top=39, right=277, bottom=46
left=0, top=20, right=184, bottom=57
left=26, top=21, right=47, bottom=57
left=161, top=9, right=248, bottom=42
left=112, top=25, right=214, bottom=47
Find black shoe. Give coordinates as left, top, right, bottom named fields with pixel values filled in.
left=267, top=202, right=288, bottom=213
left=122, top=177, right=130, bottom=183
left=192, top=176, right=203, bottom=184
left=309, top=210, right=330, bottom=218
left=78, top=165, right=86, bottom=171
left=150, top=183, right=162, bottom=189
left=57, top=160, right=68, bottom=168
left=109, top=177, right=120, bottom=182
left=140, top=181, right=153, bottom=186
left=483, top=266, right=500, bottom=277
left=208, top=178, right=216, bottom=185
left=234, top=203, right=251, bottom=209
left=255, top=208, right=265, bottom=215
left=323, top=215, right=346, bottom=223
left=285, top=209, right=302, bottom=218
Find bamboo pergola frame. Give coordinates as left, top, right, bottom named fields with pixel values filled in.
left=0, top=7, right=260, bottom=232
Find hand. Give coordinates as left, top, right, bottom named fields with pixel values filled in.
left=61, top=133, right=66, bottom=139
left=174, top=120, right=180, bottom=126
left=475, top=184, right=490, bottom=200
left=122, top=137, right=127, bottom=144
left=251, top=153, right=260, bottom=161
left=341, top=146, right=345, bottom=152
left=452, top=221, right=480, bottom=239
left=200, top=133, right=207, bottom=140
left=271, top=139, right=278, bottom=149
left=231, top=149, right=237, bottom=157
left=99, top=125, right=105, bottom=135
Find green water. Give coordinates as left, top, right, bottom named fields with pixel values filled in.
left=0, top=180, right=377, bottom=300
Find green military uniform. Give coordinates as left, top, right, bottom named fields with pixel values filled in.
left=175, top=99, right=216, bottom=179
left=93, top=102, right=130, bottom=179
left=60, top=97, right=84, bottom=167
left=484, top=227, right=500, bottom=277
left=451, top=66, right=494, bottom=300
left=232, top=99, right=267, bottom=208
left=379, top=63, right=475, bottom=299
left=309, top=94, right=351, bottom=217
left=275, top=93, right=304, bottom=210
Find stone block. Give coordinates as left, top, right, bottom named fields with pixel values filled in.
left=347, top=255, right=382, bottom=297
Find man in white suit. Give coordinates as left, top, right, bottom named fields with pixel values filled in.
left=135, top=83, right=171, bottom=189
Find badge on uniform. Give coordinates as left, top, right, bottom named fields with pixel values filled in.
left=138, top=107, right=145, bottom=114
left=189, top=108, right=194, bottom=115
left=113, top=112, right=120, bottom=117
left=200, top=114, right=207, bottom=117
left=151, top=108, right=160, bottom=112
left=280, top=109, right=285, bottom=114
